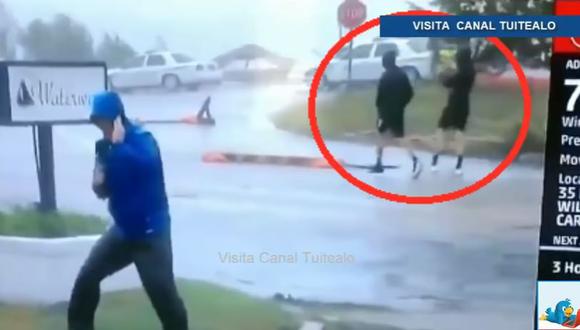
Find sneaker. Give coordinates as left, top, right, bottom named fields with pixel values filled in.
left=412, top=159, right=423, bottom=179
left=431, top=165, right=439, bottom=173
left=369, top=164, right=384, bottom=174
left=454, top=168, right=463, bottom=176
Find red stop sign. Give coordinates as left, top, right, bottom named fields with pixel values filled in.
left=338, top=0, right=367, bottom=30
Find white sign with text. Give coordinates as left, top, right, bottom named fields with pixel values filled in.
left=6, top=64, right=106, bottom=123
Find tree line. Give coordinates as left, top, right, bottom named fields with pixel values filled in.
left=17, top=14, right=137, bottom=68
left=5, top=0, right=555, bottom=68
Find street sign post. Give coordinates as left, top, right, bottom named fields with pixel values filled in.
left=0, top=61, right=107, bottom=212
left=337, top=0, right=367, bottom=84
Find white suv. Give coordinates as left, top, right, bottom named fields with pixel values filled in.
left=108, top=52, right=223, bottom=91
left=308, top=38, right=433, bottom=88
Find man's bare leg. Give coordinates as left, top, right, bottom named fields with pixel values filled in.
left=371, top=133, right=390, bottom=173
left=371, top=132, right=422, bottom=178
left=431, top=129, right=450, bottom=172
left=454, top=130, right=466, bottom=175
left=400, top=137, right=422, bottom=179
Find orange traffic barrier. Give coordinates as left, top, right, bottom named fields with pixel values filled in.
left=201, top=152, right=336, bottom=169
left=180, top=116, right=199, bottom=125
left=310, top=158, right=332, bottom=169
left=202, top=152, right=229, bottom=163
left=201, top=152, right=401, bottom=170
left=130, top=116, right=215, bottom=126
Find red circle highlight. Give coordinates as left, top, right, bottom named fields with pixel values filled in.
left=308, top=10, right=532, bottom=205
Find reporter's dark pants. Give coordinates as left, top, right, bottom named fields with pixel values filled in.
left=68, top=226, right=188, bottom=330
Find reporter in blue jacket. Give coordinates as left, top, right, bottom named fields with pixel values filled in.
left=68, top=92, right=188, bottom=330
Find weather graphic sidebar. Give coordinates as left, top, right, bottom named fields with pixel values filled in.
left=536, top=1, right=580, bottom=329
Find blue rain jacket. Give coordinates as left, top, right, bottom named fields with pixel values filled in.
left=92, top=92, right=170, bottom=239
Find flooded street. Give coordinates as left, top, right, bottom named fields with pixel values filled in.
left=0, top=83, right=542, bottom=329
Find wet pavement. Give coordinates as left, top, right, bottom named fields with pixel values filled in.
left=0, top=83, right=542, bottom=329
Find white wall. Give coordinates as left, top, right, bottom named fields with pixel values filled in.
left=0, top=236, right=141, bottom=304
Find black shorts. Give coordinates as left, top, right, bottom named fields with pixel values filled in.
left=438, top=107, right=468, bottom=131
left=377, top=115, right=404, bottom=138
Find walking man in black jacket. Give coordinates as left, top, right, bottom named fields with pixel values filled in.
left=371, top=50, right=422, bottom=178
left=431, top=47, right=476, bottom=175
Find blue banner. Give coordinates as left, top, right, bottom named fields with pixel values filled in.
left=379, top=15, right=580, bottom=37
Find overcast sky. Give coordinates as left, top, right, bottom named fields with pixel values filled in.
left=3, top=0, right=434, bottom=63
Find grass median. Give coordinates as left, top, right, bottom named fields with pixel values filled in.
left=0, top=207, right=107, bottom=238
left=0, top=280, right=300, bottom=330
left=273, top=82, right=548, bottom=157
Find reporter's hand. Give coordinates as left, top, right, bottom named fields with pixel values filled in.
left=112, top=116, right=126, bottom=144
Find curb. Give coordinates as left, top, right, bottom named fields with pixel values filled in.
left=202, top=152, right=336, bottom=169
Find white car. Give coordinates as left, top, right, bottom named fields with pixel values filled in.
left=307, top=38, right=433, bottom=88
left=108, top=52, right=223, bottom=91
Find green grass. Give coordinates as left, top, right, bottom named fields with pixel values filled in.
left=0, top=207, right=107, bottom=238
left=273, top=82, right=549, bottom=156
left=0, top=280, right=300, bottom=330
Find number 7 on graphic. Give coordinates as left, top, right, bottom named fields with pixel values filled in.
left=565, top=79, right=580, bottom=112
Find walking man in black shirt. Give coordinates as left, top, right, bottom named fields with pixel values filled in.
left=431, top=47, right=476, bottom=175
left=371, top=50, right=422, bottom=179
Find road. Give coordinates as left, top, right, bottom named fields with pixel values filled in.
left=0, top=83, right=542, bottom=330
